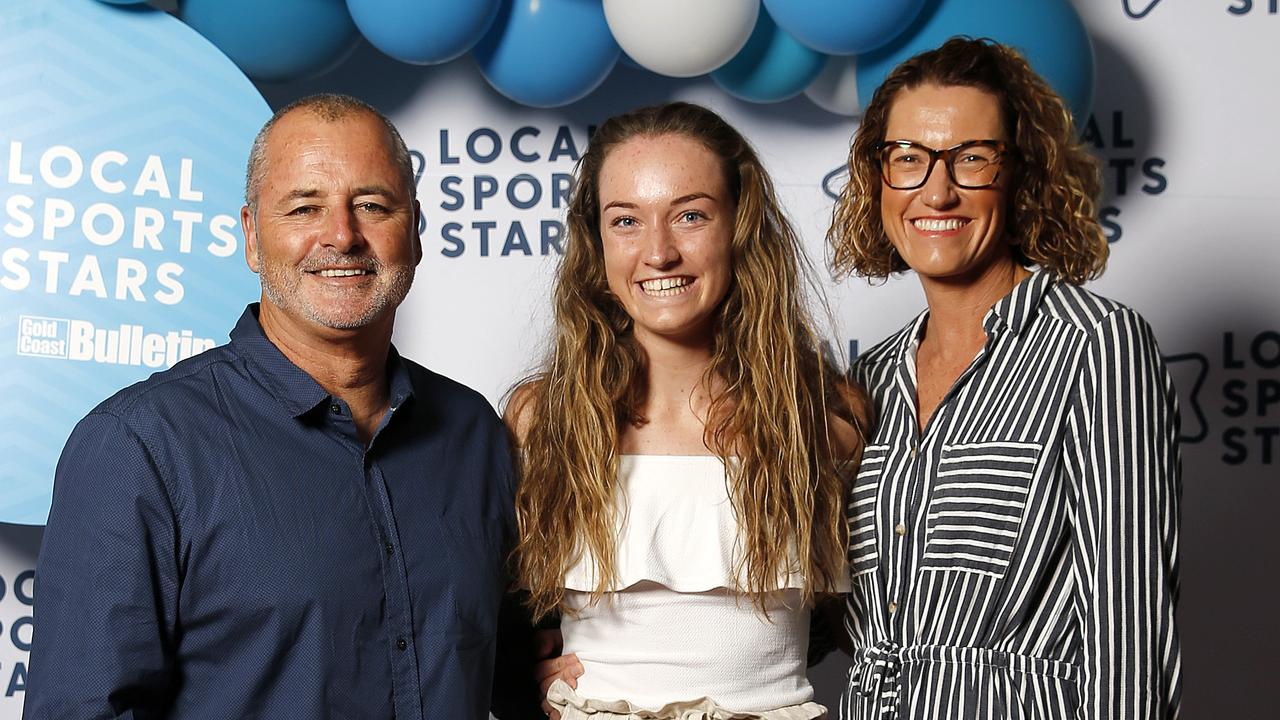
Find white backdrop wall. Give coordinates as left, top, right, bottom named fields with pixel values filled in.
left=0, top=0, right=1276, bottom=717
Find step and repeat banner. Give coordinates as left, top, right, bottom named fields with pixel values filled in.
left=1, top=0, right=1275, bottom=717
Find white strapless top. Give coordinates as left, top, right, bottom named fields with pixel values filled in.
left=557, top=455, right=847, bottom=715
left=562, top=454, right=850, bottom=594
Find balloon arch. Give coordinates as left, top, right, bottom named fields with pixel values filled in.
left=97, top=0, right=1095, bottom=121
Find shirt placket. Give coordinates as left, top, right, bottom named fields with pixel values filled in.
left=364, top=454, right=424, bottom=720
left=328, top=395, right=425, bottom=720
left=878, top=325, right=1004, bottom=718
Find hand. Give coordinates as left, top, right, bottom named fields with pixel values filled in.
left=533, top=629, right=583, bottom=719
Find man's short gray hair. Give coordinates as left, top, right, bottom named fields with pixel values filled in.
left=244, top=93, right=416, bottom=211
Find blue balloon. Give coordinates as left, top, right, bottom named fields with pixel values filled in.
left=855, top=0, right=1094, bottom=126
left=180, top=0, right=360, bottom=82
left=347, top=0, right=500, bottom=65
left=763, top=0, right=926, bottom=55
left=96, top=0, right=150, bottom=5
left=472, top=0, right=619, bottom=108
left=711, top=9, right=825, bottom=104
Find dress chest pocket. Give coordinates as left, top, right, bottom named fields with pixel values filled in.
left=847, top=445, right=889, bottom=578
left=921, top=440, right=1041, bottom=578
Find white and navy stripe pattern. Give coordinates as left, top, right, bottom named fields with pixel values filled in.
left=842, top=270, right=1182, bottom=720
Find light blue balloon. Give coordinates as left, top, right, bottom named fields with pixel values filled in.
left=96, top=0, right=150, bottom=5
left=855, top=0, right=1094, bottom=126
left=711, top=9, right=825, bottom=104
left=180, top=0, right=360, bottom=82
left=763, top=0, right=927, bottom=55
left=472, top=0, right=619, bottom=108
left=347, top=0, right=500, bottom=65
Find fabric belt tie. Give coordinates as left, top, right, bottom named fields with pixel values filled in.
left=843, top=642, right=1081, bottom=719
left=853, top=639, right=902, bottom=718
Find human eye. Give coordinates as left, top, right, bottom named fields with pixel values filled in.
left=678, top=210, right=707, bottom=223
left=356, top=200, right=390, bottom=214
left=609, top=215, right=638, bottom=229
left=286, top=204, right=318, bottom=217
left=890, top=149, right=925, bottom=166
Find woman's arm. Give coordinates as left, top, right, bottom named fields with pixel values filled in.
left=1067, top=307, right=1182, bottom=720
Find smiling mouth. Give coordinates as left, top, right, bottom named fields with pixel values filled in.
left=639, top=277, right=693, bottom=297
left=912, top=218, right=969, bottom=232
left=313, top=268, right=372, bottom=278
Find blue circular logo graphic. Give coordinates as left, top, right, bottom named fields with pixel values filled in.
left=0, top=0, right=271, bottom=524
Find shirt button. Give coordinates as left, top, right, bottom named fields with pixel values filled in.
left=894, top=522, right=906, bottom=537
left=384, top=542, right=394, bottom=556
left=330, top=403, right=342, bottom=414
left=888, top=601, right=898, bottom=614
left=396, top=637, right=407, bottom=651
left=910, top=446, right=918, bottom=459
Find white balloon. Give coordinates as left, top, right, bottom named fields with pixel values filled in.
left=804, top=54, right=861, bottom=117
left=603, top=0, right=759, bottom=78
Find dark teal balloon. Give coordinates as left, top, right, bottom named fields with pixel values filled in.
left=472, top=0, right=619, bottom=108
left=346, top=0, right=500, bottom=65
left=711, top=8, right=825, bottom=103
left=763, top=0, right=926, bottom=55
left=855, top=0, right=1094, bottom=127
left=180, top=0, right=360, bottom=82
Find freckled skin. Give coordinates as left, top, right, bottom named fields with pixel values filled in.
left=597, top=133, right=735, bottom=350
left=240, top=111, right=422, bottom=340
left=881, top=84, right=1018, bottom=291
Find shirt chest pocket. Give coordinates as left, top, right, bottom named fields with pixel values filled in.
left=847, top=445, right=890, bottom=578
left=921, top=441, right=1041, bottom=579
left=439, top=518, right=506, bottom=638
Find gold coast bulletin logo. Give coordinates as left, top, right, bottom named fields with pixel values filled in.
left=15, top=314, right=215, bottom=368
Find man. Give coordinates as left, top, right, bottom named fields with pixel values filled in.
left=25, top=94, right=533, bottom=719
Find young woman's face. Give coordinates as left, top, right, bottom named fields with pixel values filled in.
left=597, top=133, right=735, bottom=348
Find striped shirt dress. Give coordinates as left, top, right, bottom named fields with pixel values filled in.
left=841, top=270, right=1182, bottom=719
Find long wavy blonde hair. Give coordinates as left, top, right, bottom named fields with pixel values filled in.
left=512, top=102, right=865, bottom=621
left=829, top=37, right=1108, bottom=284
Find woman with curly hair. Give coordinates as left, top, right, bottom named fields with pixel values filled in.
left=506, top=101, right=868, bottom=720
left=827, top=38, right=1181, bottom=719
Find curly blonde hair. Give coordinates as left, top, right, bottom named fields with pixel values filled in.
left=828, top=37, right=1107, bottom=284
left=511, top=102, right=866, bottom=621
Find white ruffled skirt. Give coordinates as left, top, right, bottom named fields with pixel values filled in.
left=547, top=679, right=828, bottom=720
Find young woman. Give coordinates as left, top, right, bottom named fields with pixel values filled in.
left=507, top=102, right=867, bottom=719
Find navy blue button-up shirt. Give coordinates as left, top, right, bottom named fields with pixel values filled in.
left=26, top=305, right=518, bottom=719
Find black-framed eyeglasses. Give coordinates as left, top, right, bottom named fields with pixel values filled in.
left=877, top=139, right=1011, bottom=190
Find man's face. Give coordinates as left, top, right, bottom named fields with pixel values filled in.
left=241, top=110, right=421, bottom=337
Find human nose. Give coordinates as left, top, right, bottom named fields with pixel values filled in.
left=919, top=156, right=959, bottom=209
left=323, top=205, right=365, bottom=253
left=642, top=225, right=680, bottom=268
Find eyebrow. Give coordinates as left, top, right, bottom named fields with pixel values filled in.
left=276, top=185, right=400, bottom=205
left=601, top=193, right=717, bottom=212
left=278, top=188, right=321, bottom=205
left=352, top=185, right=398, bottom=198
left=671, top=192, right=715, bottom=205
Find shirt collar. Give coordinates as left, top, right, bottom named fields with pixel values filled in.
left=983, top=268, right=1055, bottom=337
left=895, top=268, right=1055, bottom=363
left=229, top=304, right=416, bottom=418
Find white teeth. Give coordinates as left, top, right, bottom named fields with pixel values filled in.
left=317, top=269, right=369, bottom=277
left=640, top=277, right=693, bottom=296
left=913, top=218, right=967, bottom=232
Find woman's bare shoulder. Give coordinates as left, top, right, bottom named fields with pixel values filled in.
left=503, top=379, right=545, bottom=447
